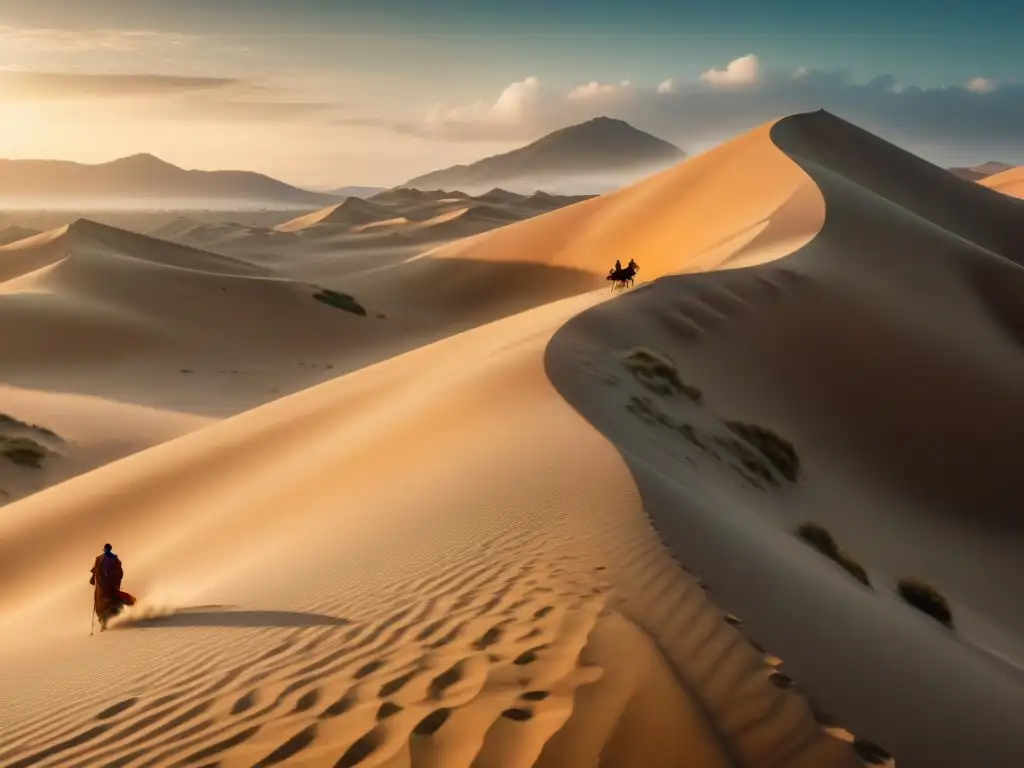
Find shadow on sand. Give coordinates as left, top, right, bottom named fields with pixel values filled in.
left=119, top=606, right=350, bottom=629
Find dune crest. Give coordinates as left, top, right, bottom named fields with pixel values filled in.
left=545, top=109, right=1024, bottom=766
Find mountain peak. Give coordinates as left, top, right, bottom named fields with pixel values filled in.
left=404, top=117, right=684, bottom=193
left=105, top=153, right=181, bottom=171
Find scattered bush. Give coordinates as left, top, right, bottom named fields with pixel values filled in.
left=313, top=289, right=367, bottom=316
left=727, top=421, right=799, bottom=482
left=1, top=436, right=48, bottom=468
left=715, top=435, right=775, bottom=486
left=622, top=347, right=702, bottom=401
left=795, top=522, right=871, bottom=587
left=897, top=578, right=953, bottom=627
left=0, top=413, right=60, bottom=442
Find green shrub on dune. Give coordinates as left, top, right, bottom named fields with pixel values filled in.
left=727, top=421, right=799, bottom=482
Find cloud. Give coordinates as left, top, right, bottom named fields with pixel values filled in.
left=0, top=71, right=241, bottom=99
left=391, top=55, right=1024, bottom=160
left=569, top=80, right=632, bottom=100
left=0, top=25, right=196, bottom=53
left=966, top=76, right=996, bottom=94
left=413, top=76, right=551, bottom=140
left=699, top=54, right=761, bottom=87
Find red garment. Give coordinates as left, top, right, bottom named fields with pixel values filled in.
left=90, top=553, right=127, bottom=620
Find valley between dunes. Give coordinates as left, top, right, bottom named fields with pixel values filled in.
left=1, top=110, right=1022, bottom=768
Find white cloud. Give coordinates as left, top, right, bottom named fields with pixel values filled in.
left=427, top=75, right=541, bottom=126
left=966, top=76, right=996, bottom=94
left=395, top=56, right=1024, bottom=160
left=568, top=80, right=627, bottom=100
left=699, top=54, right=760, bottom=87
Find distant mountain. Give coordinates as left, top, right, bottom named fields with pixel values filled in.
left=948, top=161, right=1016, bottom=182
left=403, top=117, right=685, bottom=194
left=0, top=154, right=339, bottom=206
left=327, top=186, right=388, bottom=198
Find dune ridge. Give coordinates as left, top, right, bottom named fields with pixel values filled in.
left=545, top=110, right=1024, bottom=767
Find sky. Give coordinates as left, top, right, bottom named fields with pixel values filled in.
left=0, top=0, right=1021, bottom=188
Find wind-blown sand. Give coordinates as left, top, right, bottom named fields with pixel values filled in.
left=1, top=109, right=1021, bottom=766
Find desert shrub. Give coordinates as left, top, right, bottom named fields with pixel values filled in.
left=1, top=436, right=48, bottom=468
left=0, top=413, right=60, bottom=441
left=676, top=422, right=707, bottom=449
left=715, top=436, right=776, bottom=486
left=313, top=289, right=367, bottom=317
left=726, top=421, right=799, bottom=482
left=626, top=395, right=673, bottom=427
left=622, top=347, right=702, bottom=401
left=795, top=522, right=871, bottom=587
left=897, top=578, right=953, bottom=627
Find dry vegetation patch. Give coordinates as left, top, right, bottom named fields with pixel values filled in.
left=622, top=347, right=702, bottom=401
left=794, top=522, right=871, bottom=587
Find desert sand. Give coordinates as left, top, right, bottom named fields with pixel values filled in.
left=2, top=109, right=1022, bottom=767
left=980, top=165, right=1024, bottom=198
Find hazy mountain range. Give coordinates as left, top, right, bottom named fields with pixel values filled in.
left=0, top=154, right=339, bottom=206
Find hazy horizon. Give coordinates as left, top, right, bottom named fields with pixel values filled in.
left=1, top=1, right=1022, bottom=188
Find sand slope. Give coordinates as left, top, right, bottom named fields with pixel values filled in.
left=980, top=166, right=1024, bottom=199
left=0, top=225, right=41, bottom=247
left=0, top=219, right=383, bottom=366
left=546, top=111, right=1024, bottom=766
left=0, top=291, right=861, bottom=768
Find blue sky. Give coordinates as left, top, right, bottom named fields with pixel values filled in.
left=0, top=0, right=1021, bottom=185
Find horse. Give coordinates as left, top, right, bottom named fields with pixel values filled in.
left=606, top=260, right=640, bottom=291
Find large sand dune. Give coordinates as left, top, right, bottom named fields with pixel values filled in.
left=2, top=109, right=1022, bottom=767
left=546, top=111, right=1024, bottom=766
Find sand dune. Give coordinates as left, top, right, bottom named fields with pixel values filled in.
left=276, top=198, right=396, bottom=232
left=2, top=108, right=1022, bottom=767
left=0, top=225, right=40, bottom=246
left=980, top=166, right=1024, bottom=199
left=545, top=110, right=1024, bottom=765
left=0, top=290, right=861, bottom=768
left=0, top=219, right=385, bottom=366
